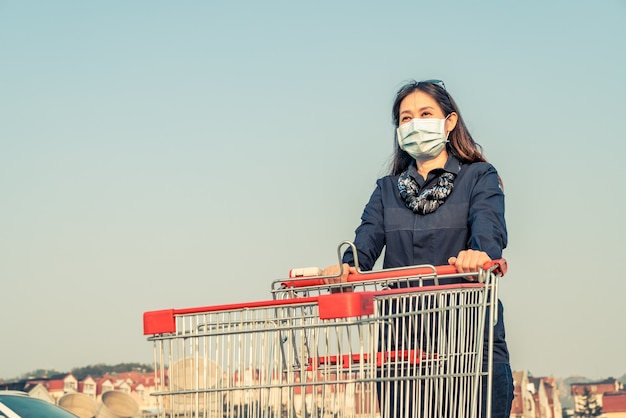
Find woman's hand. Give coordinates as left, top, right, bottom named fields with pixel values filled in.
left=321, top=263, right=355, bottom=291
left=448, top=249, right=491, bottom=281
left=321, top=263, right=353, bottom=283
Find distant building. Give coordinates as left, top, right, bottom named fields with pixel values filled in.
left=93, top=371, right=161, bottom=412
left=0, top=371, right=158, bottom=413
left=510, top=371, right=562, bottom=418
left=603, top=391, right=626, bottom=417
left=9, top=373, right=79, bottom=403
left=511, top=370, right=535, bottom=417
left=529, top=376, right=550, bottom=417
left=78, top=375, right=97, bottom=400
left=97, top=376, right=115, bottom=395
left=22, top=382, right=56, bottom=404
left=570, top=378, right=624, bottom=414
left=543, top=378, right=563, bottom=418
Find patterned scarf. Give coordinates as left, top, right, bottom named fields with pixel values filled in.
left=398, top=170, right=456, bottom=215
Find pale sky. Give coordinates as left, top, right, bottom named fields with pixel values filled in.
left=1, top=0, right=625, bottom=381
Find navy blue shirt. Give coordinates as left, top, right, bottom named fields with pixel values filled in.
left=343, top=154, right=510, bottom=363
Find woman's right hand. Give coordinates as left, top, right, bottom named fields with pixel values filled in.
left=321, top=263, right=354, bottom=285
left=448, top=249, right=491, bottom=281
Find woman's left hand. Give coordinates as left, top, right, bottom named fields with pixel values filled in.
left=448, top=249, right=491, bottom=280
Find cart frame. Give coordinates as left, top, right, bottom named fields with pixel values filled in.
left=143, top=259, right=502, bottom=417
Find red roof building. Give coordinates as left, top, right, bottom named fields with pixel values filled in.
left=570, top=378, right=622, bottom=397
left=570, top=378, right=624, bottom=416
left=602, top=391, right=626, bottom=417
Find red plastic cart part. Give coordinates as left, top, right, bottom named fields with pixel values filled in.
left=144, top=281, right=490, bottom=335
left=317, top=292, right=374, bottom=319
left=284, top=259, right=507, bottom=289
left=306, top=349, right=434, bottom=370
left=143, top=297, right=313, bottom=335
left=143, top=292, right=375, bottom=335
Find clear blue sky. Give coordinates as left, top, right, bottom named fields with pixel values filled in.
left=1, top=0, right=625, bottom=381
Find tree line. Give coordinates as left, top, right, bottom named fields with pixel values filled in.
left=11, top=363, right=154, bottom=381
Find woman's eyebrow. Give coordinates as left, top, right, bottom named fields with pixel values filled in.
left=401, top=106, right=435, bottom=113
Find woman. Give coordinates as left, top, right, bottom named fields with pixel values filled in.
left=322, top=79, right=514, bottom=417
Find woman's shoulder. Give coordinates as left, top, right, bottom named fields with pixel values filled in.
left=458, top=161, right=503, bottom=192
left=461, top=160, right=499, bottom=176
left=375, top=173, right=401, bottom=187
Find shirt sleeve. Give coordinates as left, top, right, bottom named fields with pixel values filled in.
left=342, top=179, right=386, bottom=271
left=467, top=164, right=508, bottom=259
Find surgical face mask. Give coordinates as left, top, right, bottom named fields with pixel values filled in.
left=397, top=117, right=449, bottom=160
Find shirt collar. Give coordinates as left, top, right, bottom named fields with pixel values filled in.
left=407, top=153, right=462, bottom=180
left=443, top=153, right=462, bottom=175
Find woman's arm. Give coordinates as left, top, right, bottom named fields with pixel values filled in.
left=341, top=180, right=387, bottom=271
left=450, top=164, right=507, bottom=275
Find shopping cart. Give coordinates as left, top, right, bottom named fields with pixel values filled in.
left=143, top=242, right=506, bottom=418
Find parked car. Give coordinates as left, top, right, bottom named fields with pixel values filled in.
left=0, top=391, right=78, bottom=417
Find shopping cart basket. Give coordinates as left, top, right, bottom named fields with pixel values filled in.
left=143, top=243, right=506, bottom=418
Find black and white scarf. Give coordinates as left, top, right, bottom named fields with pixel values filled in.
left=398, top=170, right=456, bottom=215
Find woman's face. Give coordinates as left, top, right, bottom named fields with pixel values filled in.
left=398, top=90, right=446, bottom=125
left=398, top=90, right=457, bottom=132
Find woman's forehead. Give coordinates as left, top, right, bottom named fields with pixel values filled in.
left=400, top=90, right=441, bottom=112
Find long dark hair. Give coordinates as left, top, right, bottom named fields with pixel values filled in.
left=390, top=80, right=487, bottom=176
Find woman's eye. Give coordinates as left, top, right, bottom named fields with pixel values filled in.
left=421, top=112, right=432, bottom=117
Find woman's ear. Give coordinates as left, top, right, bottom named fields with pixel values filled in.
left=445, top=112, right=458, bottom=133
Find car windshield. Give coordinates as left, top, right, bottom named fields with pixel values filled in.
left=0, top=394, right=78, bottom=418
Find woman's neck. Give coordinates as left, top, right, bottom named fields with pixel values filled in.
left=416, top=149, right=448, bottom=179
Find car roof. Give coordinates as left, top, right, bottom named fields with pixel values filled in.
left=0, top=391, right=29, bottom=397
left=0, top=391, right=80, bottom=417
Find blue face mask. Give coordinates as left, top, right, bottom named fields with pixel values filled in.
left=397, top=117, right=449, bottom=160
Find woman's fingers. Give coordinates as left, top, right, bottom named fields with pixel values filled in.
left=321, top=263, right=351, bottom=284
left=449, top=250, right=491, bottom=278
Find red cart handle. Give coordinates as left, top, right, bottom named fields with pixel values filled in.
left=283, top=259, right=507, bottom=289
